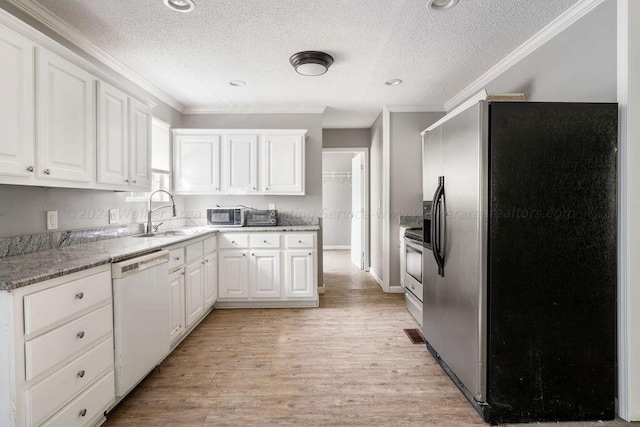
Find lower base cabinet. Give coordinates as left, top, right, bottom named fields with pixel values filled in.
left=168, top=270, right=185, bottom=345
left=204, top=252, right=218, bottom=310
left=285, top=250, right=315, bottom=298
left=250, top=250, right=281, bottom=298
left=219, top=250, right=249, bottom=298
left=185, top=260, right=205, bottom=328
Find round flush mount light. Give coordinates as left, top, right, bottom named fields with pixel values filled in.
left=385, top=79, right=403, bottom=86
left=289, top=51, right=334, bottom=76
left=427, top=0, right=458, bottom=10
left=163, top=0, right=195, bottom=13
left=229, top=80, right=246, bottom=87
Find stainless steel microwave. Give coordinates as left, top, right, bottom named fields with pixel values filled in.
left=207, top=208, right=247, bottom=227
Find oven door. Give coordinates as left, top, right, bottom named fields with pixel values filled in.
left=404, top=239, right=423, bottom=302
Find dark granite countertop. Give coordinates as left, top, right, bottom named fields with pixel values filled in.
left=0, top=225, right=319, bottom=291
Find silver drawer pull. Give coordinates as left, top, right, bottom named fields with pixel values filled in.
left=251, top=253, right=255, bottom=256
left=308, top=252, right=312, bottom=256
left=263, top=240, right=268, bottom=243
left=175, top=257, right=180, bottom=261
left=77, top=370, right=85, bottom=378
left=75, top=292, right=84, bottom=300
left=77, top=331, right=85, bottom=339
left=298, top=240, right=302, bottom=243
left=79, top=408, right=87, bottom=417
left=43, top=169, right=51, bottom=175
left=27, top=165, right=34, bottom=172
left=231, top=241, right=236, bottom=244
left=132, top=180, right=137, bottom=184
left=124, top=179, right=129, bottom=183
left=242, top=253, right=246, bottom=257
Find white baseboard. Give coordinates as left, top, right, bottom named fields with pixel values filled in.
left=369, top=268, right=384, bottom=289
left=319, top=284, right=325, bottom=294
left=323, top=245, right=351, bottom=250
left=388, top=285, right=405, bottom=294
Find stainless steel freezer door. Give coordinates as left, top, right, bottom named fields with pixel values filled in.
left=437, top=101, right=487, bottom=402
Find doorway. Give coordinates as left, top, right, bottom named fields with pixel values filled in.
left=322, top=148, right=370, bottom=271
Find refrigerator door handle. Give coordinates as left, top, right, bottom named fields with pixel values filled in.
left=431, top=176, right=445, bottom=276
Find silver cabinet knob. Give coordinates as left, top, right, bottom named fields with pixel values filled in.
left=252, top=187, right=256, bottom=190
left=77, top=331, right=85, bottom=339
left=26, top=165, right=34, bottom=172
left=308, top=252, right=312, bottom=256
left=43, top=169, right=51, bottom=175
left=263, top=240, right=268, bottom=243
left=77, top=370, right=85, bottom=378
left=242, top=253, right=246, bottom=257
left=79, top=409, right=87, bottom=417
left=175, top=257, right=180, bottom=261
left=298, top=240, right=302, bottom=244
left=132, top=180, right=137, bottom=184
left=266, top=187, right=270, bottom=190
left=124, top=179, right=129, bottom=183
left=251, top=253, right=255, bottom=256
left=75, top=292, right=84, bottom=300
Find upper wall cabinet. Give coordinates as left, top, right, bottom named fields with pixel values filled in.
left=173, top=129, right=306, bottom=196
left=0, top=25, right=35, bottom=179
left=0, top=21, right=154, bottom=190
left=36, top=47, right=94, bottom=183
left=96, top=81, right=152, bottom=191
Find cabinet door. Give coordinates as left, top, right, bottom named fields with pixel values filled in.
left=250, top=250, right=281, bottom=298
left=168, top=270, right=185, bottom=345
left=204, top=252, right=218, bottom=310
left=174, top=134, right=221, bottom=193
left=96, top=81, right=128, bottom=186
left=219, top=250, right=249, bottom=299
left=36, top=47, right=94, bottom=182
left=185, top=260, right=205, bottom=328
left=285, top=250, right=315, bottom=298
left=128, top=98, right=152, bottom=190
left=0, top=25, right=35, bottom=178
left=262, top=134, right=304, bottom=194
left=223, top=134, right=258, bottom=193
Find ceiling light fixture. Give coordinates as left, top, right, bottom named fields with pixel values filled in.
left=229, top=80, right=246, bottom=87
left=427, top=0, right=458, bottom=10
left=385, top=79, right=403, bottom=86
left=163, top=0, right=195, bottom=13
left=289, top=51, right=334, bottom=76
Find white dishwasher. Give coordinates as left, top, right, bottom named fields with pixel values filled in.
left=112, top=250, right=170, bottom=397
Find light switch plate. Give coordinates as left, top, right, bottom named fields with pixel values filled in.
left=268, top=203, right=276, bottom=210
left=109, top=209, right=119, bottom=224
left=46, top=210, right=58, bottom=230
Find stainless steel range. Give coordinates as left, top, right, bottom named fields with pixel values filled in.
left=403, top=228, right=423, bottom=326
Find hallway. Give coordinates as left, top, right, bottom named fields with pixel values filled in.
left=105, top=249, right=484, bottom=426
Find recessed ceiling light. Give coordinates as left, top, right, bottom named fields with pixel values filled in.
left=289, top=51, right=334, bottom=76
left=385, top=79, right=403, bottom=86
left=229, top=80, right=246, bottom=87
left=427, top=0, right=458, bottom=10
left=163, top=0, right=195, bottom=13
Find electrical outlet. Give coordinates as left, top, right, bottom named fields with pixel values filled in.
left=268, top=203, right=276, bottom=210
left=109, top=209, right=119, bottom=224
left=46, top=210, right=58, bottom=230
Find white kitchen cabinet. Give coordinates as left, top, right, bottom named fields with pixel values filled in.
left=173, top=132, right=221, bottom=193
left=0, top=265, right=115, bottom=427
left=285, top=250, right=315, bottom=298
left=97, top=81, right=128, bottom=186
left=223, top=134, right=258, bottom=194
left=168, top=270, right=185, bottom=346
left=261, top=134, right=304, bottom=194
left=97, top=82, right=151, bottom=191
left=203, top=252, right=218, bottom=310
left=36, top=47, right=94, bottom=183
left=185, top=260, right=205, bottom=328
left=0, top=24, right=35, bottom=180
left=128, top=98, right=152, bottom=190
left=218, top=250, right=250, bottom=298
left=249, top=250, right=281, bottom=298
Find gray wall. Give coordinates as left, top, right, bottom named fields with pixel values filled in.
left=322, top=153, right=354, bottom=247
left=388, top=112, right=444, bottom=287
left=323, top=128, right=371, bottom=148
left=0, top=2, right=184, bottom=238
left=369, top=113, right=384, bottom=282
left=180, top=114, right=323, bottom=219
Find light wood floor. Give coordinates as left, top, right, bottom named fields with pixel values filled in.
left=104, top=251, right=625, bottom=426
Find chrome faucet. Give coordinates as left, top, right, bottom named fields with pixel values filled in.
left=147, top=190, right=177, bottom=233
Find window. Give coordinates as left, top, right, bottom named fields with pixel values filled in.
left=127, top=117, right=172, bottom=202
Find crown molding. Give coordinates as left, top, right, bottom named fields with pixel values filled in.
left=386, top=105, right=445, bottom=113
left=4, top=0, right=185, bottom=112
left=183, top=106, right=327, bottom=115
left=444, top=0, right=609, bottom=111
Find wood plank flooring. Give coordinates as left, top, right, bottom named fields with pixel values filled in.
left=104, top=251, right=624, bottom=426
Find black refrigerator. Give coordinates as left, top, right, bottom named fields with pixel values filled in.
left=421, top=100, right=617, bottom=424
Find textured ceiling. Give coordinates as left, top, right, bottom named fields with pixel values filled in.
left=29, top=0, right=579, bottom=128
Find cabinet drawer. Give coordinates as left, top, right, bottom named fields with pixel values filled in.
left=25, top=305, right=113, bottom=381
left=218, top=233, right=249, bottom=249
left=168, top=247, right=184, bottom=271
left=41, top=370, right=115, bottom=427
left=186, top=241, right=203, bottom=263
left=24, top=269, right=111, bottom=336
left=26, top=338, right=114, bottom=426
left=203, top=235, right=217, bottom=253
left=285, top=234, right=315, bottom=249
left=250, top=234, right=281, bottom=249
